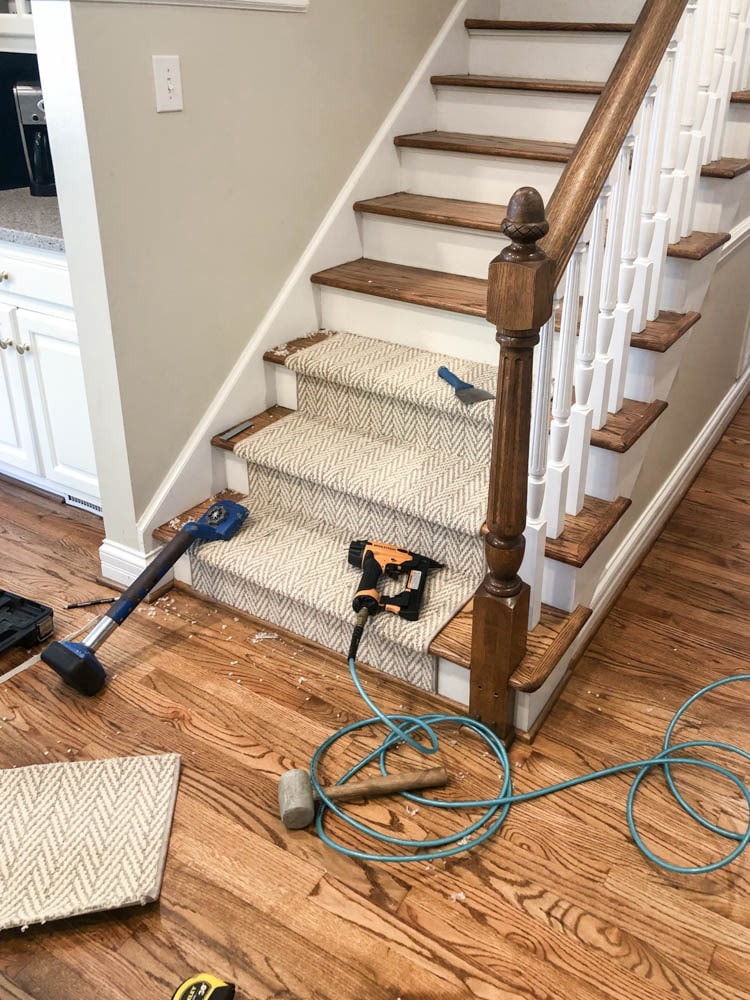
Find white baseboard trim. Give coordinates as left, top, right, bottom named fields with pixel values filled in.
left=98, top=538, right=162, bottom=589
left=565, top=369, right=750, bottom=676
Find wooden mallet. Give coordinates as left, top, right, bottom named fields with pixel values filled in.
left=278, top=766, right=449, bottom=829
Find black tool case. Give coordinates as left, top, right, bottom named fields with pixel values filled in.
left=0, top=590, right=54, bottom=653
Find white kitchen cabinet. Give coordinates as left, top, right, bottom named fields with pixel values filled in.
left=0, top=242, right=100, bottom=509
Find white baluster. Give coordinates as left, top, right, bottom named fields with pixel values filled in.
left=610, top=134, right=638, bottom=413
left=712, top=0, right=739, bottom=160
left=673, top=0, right=709, bottom=240
left=564, top=237, right=594, bottom=516
left=594, top=145, right=632, bottom=425
left=736, top=0, right=750, bottom=90
left=544, top=242, right=585, bottom=539
left=697, top=0, right=724, bottom=164
left=522, top=314, right=553, bottom=629
left=648, top=38, right=680, bottom=321
left=623, top=87, right=657, bottom=334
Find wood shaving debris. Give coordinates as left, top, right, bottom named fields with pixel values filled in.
left=449, top=891, right=466, bottom=902
left=252, top=632, right=278, bottom=643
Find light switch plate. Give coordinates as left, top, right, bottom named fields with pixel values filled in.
left=152, top=55, right=183, bottom=113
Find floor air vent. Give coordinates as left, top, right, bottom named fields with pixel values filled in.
left=65, top=493, right=103, bottom=516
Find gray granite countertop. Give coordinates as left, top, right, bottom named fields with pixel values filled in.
left=0, top=188, right=64, bottom=253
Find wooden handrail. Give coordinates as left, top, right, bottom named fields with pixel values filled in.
left=543, top=0, right=688, bottom=285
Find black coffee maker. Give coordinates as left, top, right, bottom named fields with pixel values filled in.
left=12, top=81, right=55, bottom=197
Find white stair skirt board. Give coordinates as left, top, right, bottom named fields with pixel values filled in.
left=498, top=0, right=643, bottom=21
left=397, top=147, right=565, bottom=206
left=468, top=31, right=625, bottom=83
left=694, top=173, right=750, bottom=234
left=360, top=214, right=506, bottom=280
left=586, top=434, right=651, bottom=503
left=624, top=336, right=692, bottom=404
left=317, top=288, right=499, bottom=365
left=435, top=87, right=597, bottom=145
left=660, top=254, right=719, bottom=315
left=99, top=538, right=161, bottom=589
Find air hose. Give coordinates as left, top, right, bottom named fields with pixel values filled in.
left=309, top=614, right=750, bottom=873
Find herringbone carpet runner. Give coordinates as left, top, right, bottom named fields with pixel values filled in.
left=191, top=332, right=498, bottom=689
left=0, top=754, right=180, bottom=931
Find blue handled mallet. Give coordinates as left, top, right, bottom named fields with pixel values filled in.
left=41, top=500, right=248, bottom=696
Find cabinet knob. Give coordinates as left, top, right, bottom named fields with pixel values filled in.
left=16, top=343, right=30, bottom=355
left=0, top=338, right=12, bottom=350
left=0, top=272, right=8, bottom=283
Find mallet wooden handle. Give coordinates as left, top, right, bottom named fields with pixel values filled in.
left=316, top=766, right=448, bottom=804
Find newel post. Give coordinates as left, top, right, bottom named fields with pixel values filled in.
left=470, top=187, right=555, bottom=739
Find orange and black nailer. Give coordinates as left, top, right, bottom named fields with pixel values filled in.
left=349, top=539, right=442, bottom=617
left=347, top=540, right=442, bottom=661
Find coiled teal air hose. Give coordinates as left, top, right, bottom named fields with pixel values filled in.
left=309, top=643, right=750, bottom=873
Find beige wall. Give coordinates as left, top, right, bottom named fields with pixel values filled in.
left=69, top=0, right=455, bottom=516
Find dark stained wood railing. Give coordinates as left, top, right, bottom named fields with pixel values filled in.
left=471, top=0, right=689, bottom=740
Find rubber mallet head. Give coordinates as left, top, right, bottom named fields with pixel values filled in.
left=278, top=766, right=449, bottom=829
left=41, top=641, right=106, bottom=696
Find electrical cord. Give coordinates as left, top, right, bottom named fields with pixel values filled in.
left=309, top=623, right=750, bottom=872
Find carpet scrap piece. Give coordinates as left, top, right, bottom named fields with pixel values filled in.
left=0, top=753, right=181, bottom=931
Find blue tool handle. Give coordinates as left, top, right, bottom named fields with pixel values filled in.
left=438, top=366, right=473, bottom=392
left=108, top=530, right=195, bottom=625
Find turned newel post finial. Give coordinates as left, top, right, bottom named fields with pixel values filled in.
left=500, top=186, right=550, bottom=262
left=471, top=186, right=554, bottom=739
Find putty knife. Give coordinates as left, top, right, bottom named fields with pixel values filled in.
left=438, top=366, right=495, bottom=405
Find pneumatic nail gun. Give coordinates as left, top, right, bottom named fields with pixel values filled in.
left=347, top=540, right=443, bottom=622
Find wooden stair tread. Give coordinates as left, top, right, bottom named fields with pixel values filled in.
left=357, top=194, right=728, bottom=265
left=544, top=495, right=631, bottom=568
left=731, top=90, right=750, bottom=104
left=263, top=329, right=334, bottom=366
left=465, top=19, right=633, bottom=32
left=153, top=489, right=245, bottom=543
left=394, top=130, right=575, bottom=163
left=310, top=258, right=487, bottom=317
left=429, top=599, right=591, bottom=691
left=353, top=192, right=507, bottom=232
left=701, top=156, right=750, bottom=179
left=667, top=230, right=730, bottom=260
left=591, top=398, right=668, bottom=453
left=211, top=406, right=294, bottom=452
left=630, top=309, right=701, bottom=352
left=431, top=75, right=605, bottom=95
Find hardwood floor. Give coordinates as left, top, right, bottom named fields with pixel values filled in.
left=0, top=398, right=748, bottom=1000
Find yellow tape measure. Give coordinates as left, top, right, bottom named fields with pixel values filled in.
left=171, top=974, right=235, bottom=1000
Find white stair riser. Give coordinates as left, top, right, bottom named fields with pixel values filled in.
left=435, top=86, right=596, bottom=144
left=398, top=146, right=564, bottom=205
left=542, top=536, right=614, bottom=613
left=694, top=173, right=750, bottom=233
left=586, top=435, right=651, bottom=502
left=498, top=0, right=642, bottom=19
left=361, top=213, right=504, bottom=279
left=660, top=255, right=717, bottom=315
left=316, top=285, right=499, bottom=364
left=722, top=106, right=750, bottom=159
left=624, top=337, right=692, bottom=403
left=225, top=450, right=250, bottom=494
left=468, top=30, right=625, bottom=82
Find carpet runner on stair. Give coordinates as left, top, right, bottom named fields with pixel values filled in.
left=190, top=331, right=498, bottom=690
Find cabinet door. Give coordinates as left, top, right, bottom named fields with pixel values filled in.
left=0, top=303, right=39, bottom=475
left=15, top=310, right=99, bottom=499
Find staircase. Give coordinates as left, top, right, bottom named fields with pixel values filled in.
left=154, top=1, right=750, bottom=740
